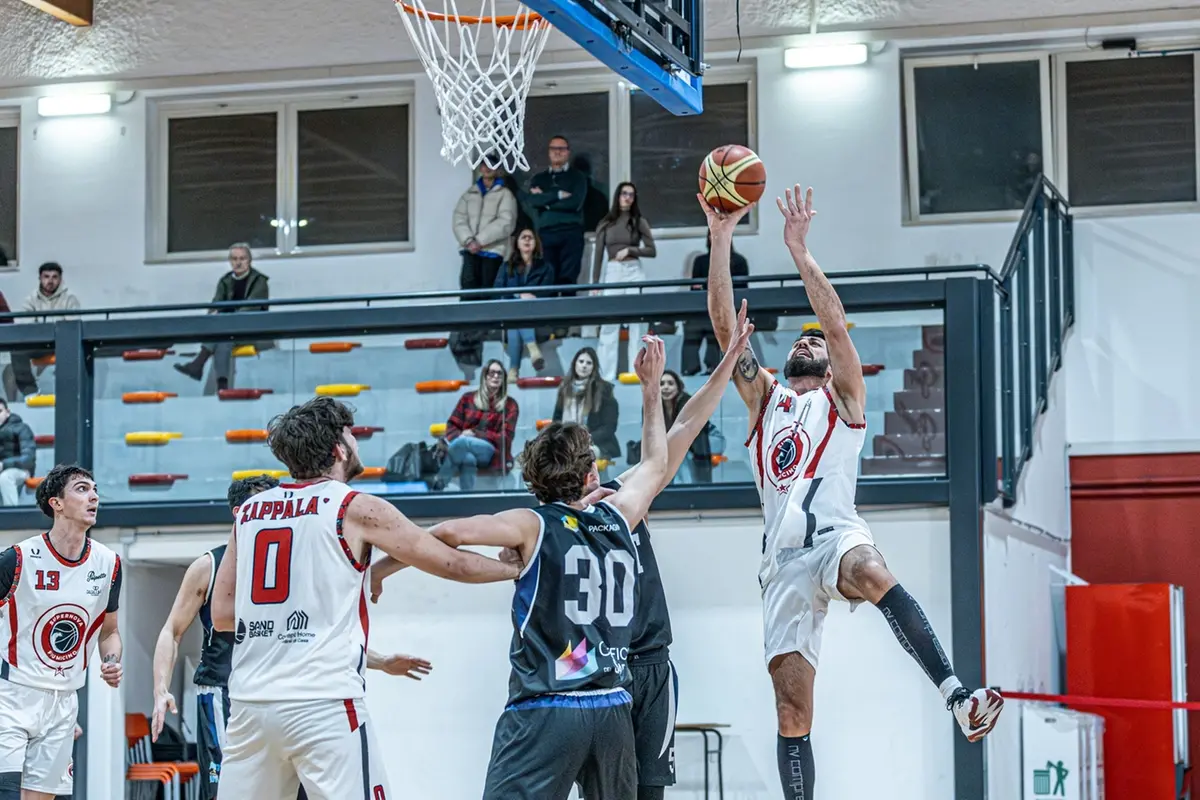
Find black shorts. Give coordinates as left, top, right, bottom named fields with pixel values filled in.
left=196, top=687, right=230, bottom=800
left=482, top=690, right=635, bottom=800
left=631, top=657, right=678, bottom=787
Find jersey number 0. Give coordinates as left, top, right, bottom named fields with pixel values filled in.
left=563, top=545, right=635, bottom=627
left=251, top=527, right=293, bottom=605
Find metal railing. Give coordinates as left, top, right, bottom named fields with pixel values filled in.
left=996, top=175, right=1075, bottom=504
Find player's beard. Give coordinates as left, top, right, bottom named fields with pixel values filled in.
left=784, top=355, right=830, bottom=380
left=344, top=451, right=365, bottom=482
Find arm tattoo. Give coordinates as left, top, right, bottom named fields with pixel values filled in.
left=735, top=348, right=760, bottom=383
left=102, top=654, right=118, bottom=663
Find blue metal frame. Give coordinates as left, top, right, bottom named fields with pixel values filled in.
left=520, top=0, right=704, bottom=115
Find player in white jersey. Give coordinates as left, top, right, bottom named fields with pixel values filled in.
left=699, top=186, right=1003, bottom=799
left=209, top=396, right=519, bottom=800
left=0, top=465, right=123, bottom=800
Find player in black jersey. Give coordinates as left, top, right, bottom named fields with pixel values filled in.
left=149, top=476, right=433, bottom=800
left=593, top=300, right=755, bottom=800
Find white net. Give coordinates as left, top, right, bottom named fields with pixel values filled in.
left=393, top=0, right=553, bottom=172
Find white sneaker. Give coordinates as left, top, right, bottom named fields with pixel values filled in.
left=949, top=687, right=1004, bottom=742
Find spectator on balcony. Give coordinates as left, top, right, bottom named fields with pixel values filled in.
left=628, top=369, right=726, bottom=485
left=174, top=243, right=269, bottom=392
left=592, top=182, right=657, bottom=382
left=527, top=135, right=587, bottom=295
left=454, top=161, right=517, bottom=299
left=433, top=360, right=519, bottom=492
left=494, top=227, right=552, bottom=381
left=0, top=398, right=35, bottom=506
left=10, top=262, right=81, bottom=396
left=552, top=347, right=619, bottom=461
left=682, top=233, right=749, bottom=376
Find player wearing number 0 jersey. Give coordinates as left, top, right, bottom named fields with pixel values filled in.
left=372, top=335, right=680, bottom=799
left=210, top=397, right=519, bottom=800
left=700, top=186, right=1002, bottom=800
left=0, top=465, right=123, bottom=800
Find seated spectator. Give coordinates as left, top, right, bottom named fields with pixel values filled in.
left=174, top=243, right=269, bottom=392
left=0, top=398, right=34, bottom=506
left=454, top=160, right=517, bottom=298
left=628, top=370, right=725, bottom=484
left=552, top=347, right=619, bottom=461
left=11, top=262, right=81, bottom=396
left=682, top=234, right=749, bottom=376
left=433, top=359, right=519, bottom=491
left=494, top=227, right=552, bottom=381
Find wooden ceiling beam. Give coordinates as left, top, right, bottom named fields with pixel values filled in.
left=20, top=0, right=92, bottom=26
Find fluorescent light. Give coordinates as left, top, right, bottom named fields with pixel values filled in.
left=784, top=44, right=869, bottom=70
left=37, top=94, right=113, bottom=118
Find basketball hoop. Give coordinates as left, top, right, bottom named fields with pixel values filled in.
left=392, top=0, right=552, bottom=172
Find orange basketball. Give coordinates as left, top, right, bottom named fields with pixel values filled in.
left=699, top=144, right=766, bottom=212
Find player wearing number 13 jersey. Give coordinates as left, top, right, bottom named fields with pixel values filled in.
left=210, top=397, right=519, bottom=800
left=378, top=336, right=675, bottom=799
left=700, top=186, right=1002, bottom=800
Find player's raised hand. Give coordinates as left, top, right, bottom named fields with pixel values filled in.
left=721, top=299, right=756, bottom=366
left=581, top=484, right=617, bottom=505
left=633, top=335, right=666, bottom=386
left=151, top=690, right=177, bottom=741
left=376, top=653, right=433, bottom=680
left=697, top=193, right=754, bottom=235
left=100, top=656, right=122, bottom=688
left=777, top=185, right=816, bottom=250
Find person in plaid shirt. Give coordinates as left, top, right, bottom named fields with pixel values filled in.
left=433, top=359, right=519, bottom=491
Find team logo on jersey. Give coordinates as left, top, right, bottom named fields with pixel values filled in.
left=554, top=638, right=598, bottom=680
left=561, top=515, right=579, bottom=532
left=767, top=424, right=813, bottom=494
left=277, top=610, right=315, bottom=644
left=33, top=604, right=88, bottom=672
left=234, top=619, right=247, bottom=644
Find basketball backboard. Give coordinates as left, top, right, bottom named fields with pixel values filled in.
left=521, top=0, right=704, bottom=115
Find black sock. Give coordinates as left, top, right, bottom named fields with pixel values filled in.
left=637, top=787, right=665, bottom=800
left=876, top=583, right=959, bottom=697
left=777, top=734, right=814, bottom=800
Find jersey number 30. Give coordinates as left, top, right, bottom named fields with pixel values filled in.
left=563, top=545, right=635, bottom=627
left=251, top=528, right=293, bottom=605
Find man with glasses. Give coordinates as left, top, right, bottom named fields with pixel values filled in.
left=527, top=136, right=588, bottom=295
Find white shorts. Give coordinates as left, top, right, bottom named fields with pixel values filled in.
left=219, top=697, right=390, bottom=800
left=762, top=528, right=876, bottom=669
left=0, top=679, right=77, bottom=793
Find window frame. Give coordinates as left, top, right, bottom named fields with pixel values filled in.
left=148, top=86, right=415, bottom=263
left=528, top=62, right=758, bottom=238
left=0, top=106, right=19, bottom=271
left=902, top=51, right=1054, bottom=225
left=1052, top=48, right=1200, bottom=217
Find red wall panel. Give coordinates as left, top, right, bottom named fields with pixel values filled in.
left=1070, top=452, right=1200, bottom=793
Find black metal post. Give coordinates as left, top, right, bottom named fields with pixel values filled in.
left=1000, top=278, right=1015, bottom=503
left=1047, top=199, right=1063, bottom=374
left=1063, top=212, right=1075, bottom=327
left=1016, top=247, right=1033, bottom=469
left=53, top=321, right=93, bottom=800
left=1032, top=198, right=1048, bottom=414
left=944, top=278, right=987, bottom=800
left=977, top=284, right=997, bottom=505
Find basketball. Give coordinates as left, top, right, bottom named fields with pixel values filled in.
left=699, top=144, right=767, bottom=212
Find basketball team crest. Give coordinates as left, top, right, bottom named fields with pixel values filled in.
left=767, top=424, right=812, bottom=494
left=33, top=604, right=88, bottom=673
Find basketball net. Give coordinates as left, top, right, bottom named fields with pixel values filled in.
left=392, top=0, right=552, bottom=172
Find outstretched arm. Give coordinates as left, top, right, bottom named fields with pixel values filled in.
left=617, top=300, right=755, bottom=494
left=352, top=494, right=520, bottom=584
left=366, top=650, right=433, bottom=680
left=211, top=530, right=237, bottom=632
left=151, top=555, right=210, bottom=740
left=697, top=196, right=774, bottom=418
left=778, top=185, right=865, bottom=423
left=606, top=337, right=668, bottom=525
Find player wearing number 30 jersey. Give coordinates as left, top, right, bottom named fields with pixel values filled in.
left=210, top=397, right=519, bottom=800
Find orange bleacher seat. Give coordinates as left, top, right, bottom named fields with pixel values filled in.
left=128, top=474, right=188, bottom=486
left=711, top=454, right=729, bottom=466
left=218, top=388, right=274, bottom=401
left=34, top=434, right=53, bottom=447
left=123, top=391, right=178, bottom=404
left=351, top=425, right=384, bottom=438
left=355, top=467, right=386, bottom=480
left=536, top=419, right=552, bottom=431
left=226, top=429, right=268, bottom=443
left=416, top=380, right=467, bottom=394
left=24, top=476, right=43, bottom=490
left=31, top=354, right=55, bottom=367
left=122, top=348, right=175, bottom=361
left=309, top=341, right=361, bottom=354
left=405, top=337, right=449, bottom=350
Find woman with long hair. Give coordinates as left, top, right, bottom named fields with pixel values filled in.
left=656, top=369, right=724, bottom=483
left=494, top=227, right=553, bottom=381
left=551, top=347, right=620, bottom=460
left=434, top=359, right=519, bottom=491
left=591, top=182, right=656, bottom=381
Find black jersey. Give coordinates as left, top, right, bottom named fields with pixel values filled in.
left=193, top=546, right=234, bottom=688
left=604, top=479, right=673, bottom=660
left=507, top=501, right=639, bottom=705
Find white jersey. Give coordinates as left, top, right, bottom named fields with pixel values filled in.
left=748, top=381, right=870, bottom=586
left=0, top=534, right=120, bottom=691
left=229, top=479, right=372, bottom=703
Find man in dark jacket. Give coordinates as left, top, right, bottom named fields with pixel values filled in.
left=0, top=398, right=35, bottom=506
left=526, top=136, right=588, bottom=295
left=174, top=243, right=270, bottom=392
